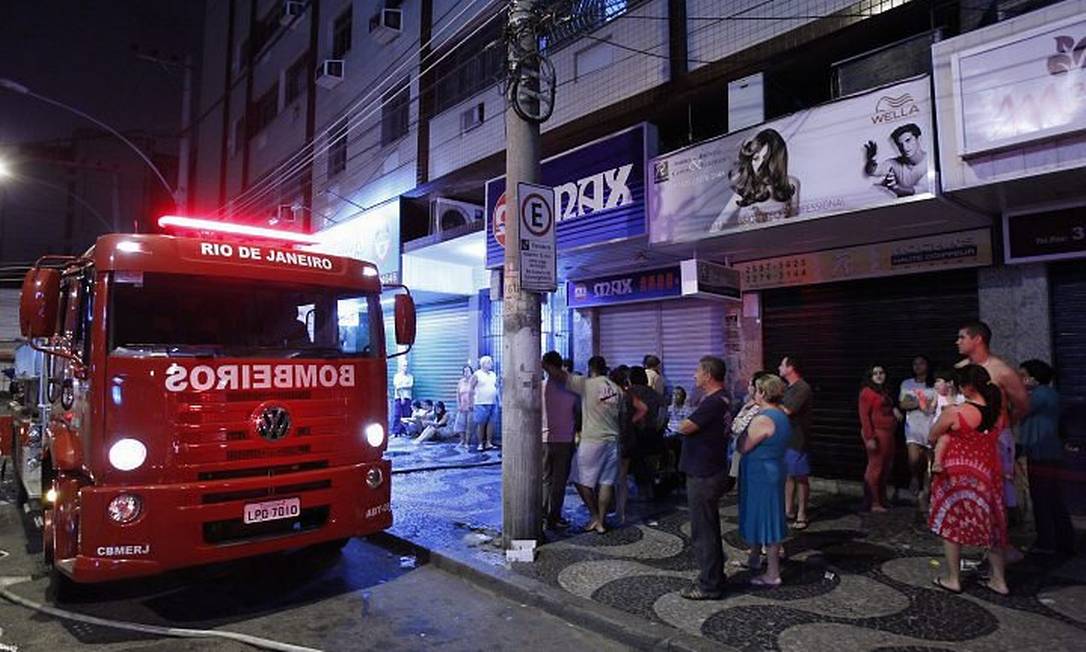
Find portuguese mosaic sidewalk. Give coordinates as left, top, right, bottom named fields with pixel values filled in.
left=387, top=439, right=1086, bottom=651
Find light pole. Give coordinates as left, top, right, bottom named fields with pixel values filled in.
left=0, top=78, right=179, bottom=209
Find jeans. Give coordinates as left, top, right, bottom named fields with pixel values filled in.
left=1028, top=460, right=1075, bottom=553
left=543, top=442, right=574, bottom=524
left=686, top=469, right=728, bottom=593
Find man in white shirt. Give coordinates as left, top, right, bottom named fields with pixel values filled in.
left=392, top=360, right=414, bottom=437
left=469, top=355, right=499, bottom=451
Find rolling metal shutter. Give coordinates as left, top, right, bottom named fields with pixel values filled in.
left=762, top=270, right=979, bottom=481
left=1051, top=262, right=1086, bottom=444
left=407, top=300, right=471, bottom=407
left=598, top=300, right=726, bottom=391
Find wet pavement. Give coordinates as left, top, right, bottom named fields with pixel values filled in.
left=389, top=439, right=1086, bottom=651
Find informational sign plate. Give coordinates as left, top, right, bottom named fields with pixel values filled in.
left=1004, top=205, right=1086, bottom=264
left=517, top=182, right=557, bottom=292
left=680, top=259, right=741, bottom=301
left=567, top=266, right=682, bottom=309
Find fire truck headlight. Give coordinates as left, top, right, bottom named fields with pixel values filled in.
left=108, top=438, right=147, bottom=471
left=364, top=423, right=385, bottom=447
left=107, top=494, right=143, bottom=524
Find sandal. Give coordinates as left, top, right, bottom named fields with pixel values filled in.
left=792, top=519, right=809, bottom=531
left=750, top=576, right=782, bottom=588
left=982, top=581, right=1009, bottom=597
left=931, top=578, right=962, bottom=594
left=680, top=584, right=723, bottom=600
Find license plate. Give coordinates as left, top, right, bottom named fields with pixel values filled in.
left=243, top=497, right=301, bottom=524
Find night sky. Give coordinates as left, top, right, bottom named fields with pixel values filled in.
left=0, top=0, right=206, bottom=267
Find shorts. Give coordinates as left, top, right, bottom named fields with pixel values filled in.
left=784, top=448, right=810, bottom=477
left=904, top=428, right=931, bottom=448
left=571, top=440, right=619, bottom=487
left=473, top=404, right=497, bottom=428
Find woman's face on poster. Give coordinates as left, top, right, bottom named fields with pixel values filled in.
left=751, top=143, right=769, bottom=173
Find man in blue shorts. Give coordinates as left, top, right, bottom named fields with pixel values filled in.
left=779, top=355, right=813, bottom=530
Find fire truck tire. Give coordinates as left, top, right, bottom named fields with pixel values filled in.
left=46, top=567, right=83, bottom=604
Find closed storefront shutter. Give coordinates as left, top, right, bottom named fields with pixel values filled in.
left=660, top=301, right=726, bottom=394
left=599, top=303, right=660, bottom=370
left=762, top=271, right=979, bottom=481
left=598, top=300, right=726, bottom=392
left=1051, top=261, right=1086, bottom=443
left=403, top=300, right=471, bottom=407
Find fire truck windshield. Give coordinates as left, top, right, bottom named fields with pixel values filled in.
left=109, top=272, right=384, bottom=359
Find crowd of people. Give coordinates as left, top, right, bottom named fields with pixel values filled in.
left=536, top=319, right=1075, bottom=600
left=390, top=355, right=503, bottom=450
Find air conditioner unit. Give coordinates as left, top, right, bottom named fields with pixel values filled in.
left=280, top=1, right=306, bottom=27
left=369, top=8, right=403, bottom=45
left=316, top=59, right=344, bottom=89
left=460, top=102, right=485, bottom=132
left=275, top=204, right=298, bottom=224
left=430, top=198, right=483, bottom=236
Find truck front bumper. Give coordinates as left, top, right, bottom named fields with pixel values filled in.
left=55, top=459, right=392, bottom=583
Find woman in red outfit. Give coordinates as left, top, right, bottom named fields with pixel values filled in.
left=929, top=364, right=1009, bottom=596
left=858, top=365, right=902, bottom=512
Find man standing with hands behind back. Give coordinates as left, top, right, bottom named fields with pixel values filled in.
left=779, top=356, right=813, bottom=530
left=673, top=356, right=732, bottom=600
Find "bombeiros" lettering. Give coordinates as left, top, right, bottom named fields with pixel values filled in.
left=165, top=364, right=356, bottom=392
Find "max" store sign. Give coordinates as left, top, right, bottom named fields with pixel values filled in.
left=485, top=124, right=654, bottom=268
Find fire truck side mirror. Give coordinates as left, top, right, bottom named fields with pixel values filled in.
left=394, top=294, right=416, bottom=346
left=20, top=268, right=61, bottom=338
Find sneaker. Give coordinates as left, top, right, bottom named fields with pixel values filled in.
left=680, top=584, right=723, bottom=600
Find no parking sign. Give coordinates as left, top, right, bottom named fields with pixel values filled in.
left=516, top=182, right=556, bottom=292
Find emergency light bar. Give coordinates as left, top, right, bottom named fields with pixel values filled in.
left=158, top=215, right=321, bottom=246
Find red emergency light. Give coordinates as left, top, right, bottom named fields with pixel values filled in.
left=157, top=215, right=321, bottom=246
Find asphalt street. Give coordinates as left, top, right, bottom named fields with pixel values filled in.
left=0, top=473, right=622, bottom=652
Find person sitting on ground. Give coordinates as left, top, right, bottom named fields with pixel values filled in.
left=414, top=401, right=450, bottom=445
left=402, top=400, right=430, bottom=437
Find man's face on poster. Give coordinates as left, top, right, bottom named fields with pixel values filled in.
left=894, top=131, right=921, bottom=159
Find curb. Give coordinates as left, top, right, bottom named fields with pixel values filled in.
left=809, top=476, right=865, bottom=497
left=371, top=531, right=731, bottom=652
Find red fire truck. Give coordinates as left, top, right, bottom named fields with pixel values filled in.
left=13, top=215, right=415, bottom=590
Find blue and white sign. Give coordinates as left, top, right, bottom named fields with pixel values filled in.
left=311, top=199, right=401, bottom=284
left=567, top=267, right=681, bottom=309
left=486, top=124, right=655, bottom=269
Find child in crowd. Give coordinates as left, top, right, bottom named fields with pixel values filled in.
left=930, top=369, right=964, bottom=474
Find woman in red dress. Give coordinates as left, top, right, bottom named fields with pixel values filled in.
left=928, top=364, right=1009, bottom=595
left=858, top=365, right=902, bottom=512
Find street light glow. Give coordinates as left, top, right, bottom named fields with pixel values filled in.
left=0, top=159, right=11, bottom=178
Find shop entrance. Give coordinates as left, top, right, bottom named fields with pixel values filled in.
left=762, top=270, right=979, bottom=481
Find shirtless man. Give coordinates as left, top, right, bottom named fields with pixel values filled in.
left=956, top=320, right=1029, bottom=563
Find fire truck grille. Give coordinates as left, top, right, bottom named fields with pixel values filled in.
left=197, top=460, right=328, bottom=481
left=225, top=445, right=311, bottom=461
left=203, top=506, right=329, bottom=545
left=201, top=480, right=332, bottom=505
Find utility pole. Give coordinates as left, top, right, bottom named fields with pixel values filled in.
left=501, top=0, right=544, bottom=549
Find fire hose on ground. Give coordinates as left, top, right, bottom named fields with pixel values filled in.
left=0, top=576, right=322, bottom=652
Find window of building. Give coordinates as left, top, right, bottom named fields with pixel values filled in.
left=328, top=116, right=348, bottom=177
left=433, top=19, right=505, bottom=115
left=251, top=5, right=283, bottom=57
left=250, top=82, right=280, bottom=135
left=381, top=80, right=410, bottom=146
left=285, top=54, right=308, bottom=104
left=332, top=7, right=353, bottom=59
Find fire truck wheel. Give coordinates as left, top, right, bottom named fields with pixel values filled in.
left=311, top=537, right=351, bottom=555
left=47, top=567, right=84, bottom=604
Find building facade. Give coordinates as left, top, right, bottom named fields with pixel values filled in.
left=192, top=0, right=1084, bottom=479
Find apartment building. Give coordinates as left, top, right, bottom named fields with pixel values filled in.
left=191, top=0, right=1085, bottom=479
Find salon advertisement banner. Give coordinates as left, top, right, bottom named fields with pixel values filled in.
left=648, top=76, right=935, bottom=245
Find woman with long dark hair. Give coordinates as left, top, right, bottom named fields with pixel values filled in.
left=929, top=364, right=1009, bottom=595
left=709, top=128, right=801, bottom=231
left=858, top=365, right=901, bottom=512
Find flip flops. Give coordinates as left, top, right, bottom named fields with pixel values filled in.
left=932, top=578, right=962, bottom=594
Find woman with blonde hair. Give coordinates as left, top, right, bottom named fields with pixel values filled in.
left=737, top=373, right=792, bottom=587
